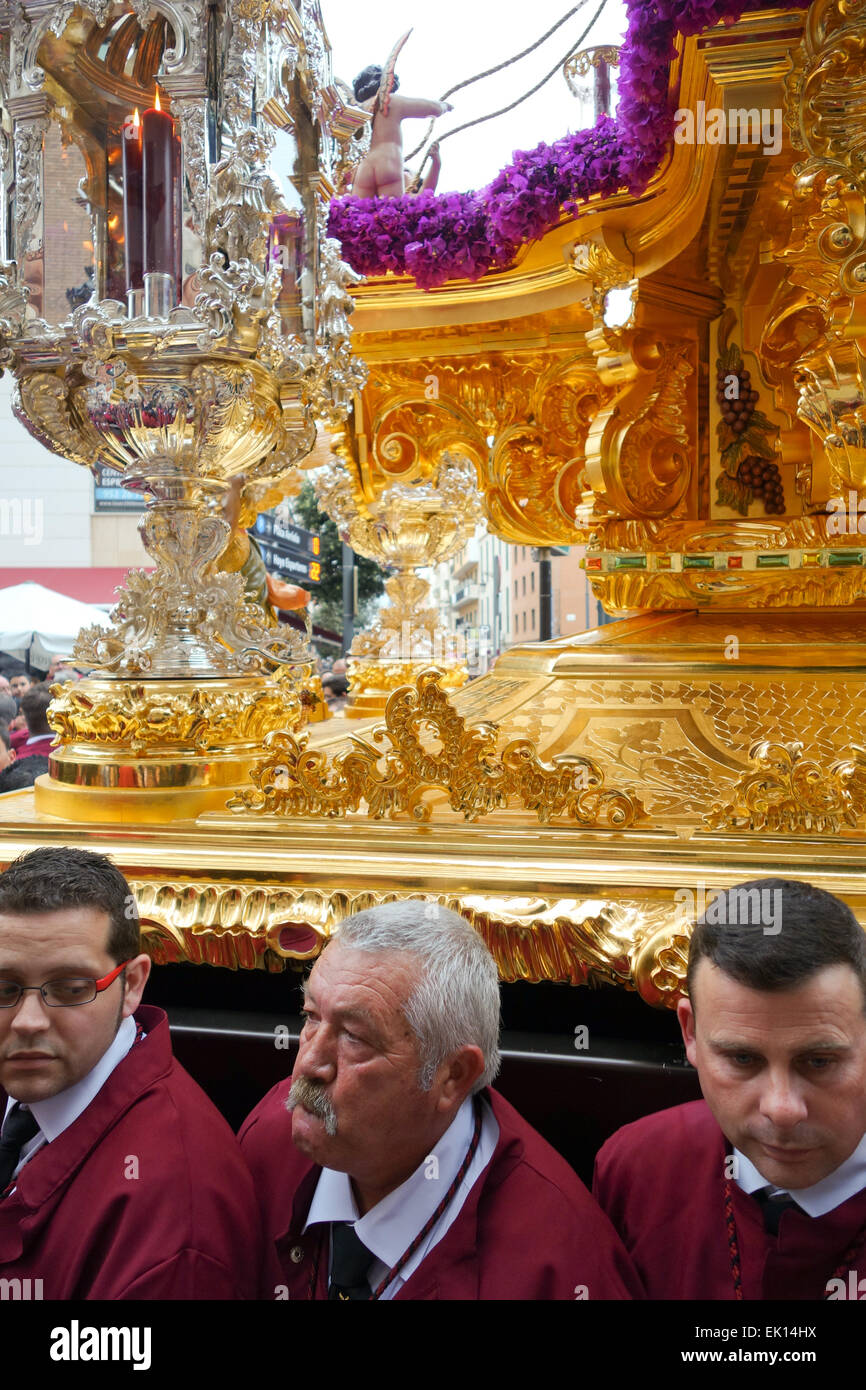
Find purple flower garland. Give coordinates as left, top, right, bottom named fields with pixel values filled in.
left=328, top=0, right=810, bottom=289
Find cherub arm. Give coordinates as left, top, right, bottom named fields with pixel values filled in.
left=389, top=95, right=453, bottom=120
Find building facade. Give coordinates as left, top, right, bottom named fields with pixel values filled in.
left=427, top=528, right=614, bottom=673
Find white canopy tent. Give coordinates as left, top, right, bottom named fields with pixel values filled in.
left=0, top=582, right=110, bottom=670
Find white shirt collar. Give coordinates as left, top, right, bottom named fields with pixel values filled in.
left=304, top=1095, right=498, bottom=1294
left=735, top=1132, right=866, bottom=1217
left=4, top=1014, right=138, bottom=1143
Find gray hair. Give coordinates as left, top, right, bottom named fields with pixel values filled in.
left=335, top=900, right=501, bottom=1092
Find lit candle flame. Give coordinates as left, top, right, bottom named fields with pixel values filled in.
left=133, top=108, right=140, bottom=129
left=154, top=91, right=161, bottom=112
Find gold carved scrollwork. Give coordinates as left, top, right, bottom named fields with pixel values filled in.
left=18, top=371, right=94, bottom=469
left=766, top=0, right=866, bottom=503
left=230, top=669, right=647, bottom=827
left=705, top=740, right=866, bottom=834
left=352, top=354, right=612, bottom=546
left=583, top=336, right=694, bottom=521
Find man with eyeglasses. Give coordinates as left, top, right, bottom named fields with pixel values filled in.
left=0, top=846, right=264, bottom=1298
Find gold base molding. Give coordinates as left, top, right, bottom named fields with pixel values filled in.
left=344, top=658, right=467, bottom=719
left=36, top=672, right=306, bottom=825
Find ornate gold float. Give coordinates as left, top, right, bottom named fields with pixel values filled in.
left=3, top=1, right=866, bottom=1007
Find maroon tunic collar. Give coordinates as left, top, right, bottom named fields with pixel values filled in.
left=278, top=1087, right=526, bottom=1299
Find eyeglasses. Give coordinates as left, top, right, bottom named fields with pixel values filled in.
left=0, top=960, right=130, bottom=1008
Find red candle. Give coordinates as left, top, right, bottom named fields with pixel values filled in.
left=142, top=92, right=177, bottom=278
left=122, top=109, right=143, bottom=292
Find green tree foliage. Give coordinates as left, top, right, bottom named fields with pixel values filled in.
left=291, top=481, right=385, bottom=633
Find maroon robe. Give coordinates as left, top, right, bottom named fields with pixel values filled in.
left=14, top=734, right=54, bottom=760
left=0, top=1005, right=263, bottom=1299
left=594, top=1099, right=866, bottom=1299
left=239, top=1080, right=644, bottom=1300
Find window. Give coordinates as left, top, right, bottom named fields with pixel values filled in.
left=522, top=575, right=526, bottom=596
left=522, top=611, right=527, bottom=631
left=514, top=578, right=518, bottom=598
left=531, top=570, right=535, bottom=592
left=531, top=608, right=536, bottom=628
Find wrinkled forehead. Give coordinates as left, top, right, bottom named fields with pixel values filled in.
left=306, top=940, right=420, bottom=1022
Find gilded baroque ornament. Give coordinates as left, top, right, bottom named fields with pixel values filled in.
left=124, top=873, right=696, bottom=999
left=229, top=668, right=648, bottom=827
left=49, top=672, right=304, bottom=754
left=0, top=0, right=367, bottom=820
left=768, top=0, right=866, bottom=506
left=705, top=740, right=866, bottom=834
left=343, top=349, right=612, bottom=546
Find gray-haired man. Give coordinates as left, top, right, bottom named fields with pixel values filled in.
left=239, top=901, right=642, bottom=1301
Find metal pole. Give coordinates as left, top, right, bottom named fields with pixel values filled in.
left=341, top=542, right=356, bottom=656
left=538, top=546, right=553, bottom=640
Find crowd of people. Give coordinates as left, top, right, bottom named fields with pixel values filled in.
left=0, top=656, right=81, bottom=795
left=0, top=854, right=863, bottom=1301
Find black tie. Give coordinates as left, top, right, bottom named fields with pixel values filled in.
left=755, top=1187, right=800, bottom=1236
left=329, top=1222, right=375, bottom=1301
left=0, top=1103, right=39, bottom=1196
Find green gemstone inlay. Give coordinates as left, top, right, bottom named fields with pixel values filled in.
left=755, top=554, right=790, bottom=569
left=682, top=555, right=713, bottom=569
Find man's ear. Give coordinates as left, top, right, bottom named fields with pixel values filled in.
left=677, top=996, right=698, bottom=1068
left=121, top=953, right=151, bottom=1018
left=435, top=1045, right=485, bottom=1112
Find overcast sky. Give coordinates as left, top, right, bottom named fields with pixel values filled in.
left=320, top=0, right=628, bottom=194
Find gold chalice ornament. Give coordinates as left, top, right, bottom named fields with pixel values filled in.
left=314, top=453, right=484, bottom=717
left=0, top=1, right=368, bottom=821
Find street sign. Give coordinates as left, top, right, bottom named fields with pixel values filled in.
left=253, top=512, right=320, bottom=557
left=93, top=465, right=145, bottom=513
left=258, top=539, right=321, bottom=585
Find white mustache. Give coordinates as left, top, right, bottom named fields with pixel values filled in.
left=287, top=1077, right=337, bottom=1137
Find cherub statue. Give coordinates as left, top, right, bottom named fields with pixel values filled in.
left=350, top=32, right=453, bottom=199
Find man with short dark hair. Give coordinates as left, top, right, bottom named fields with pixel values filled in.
left=13, top=683, right=54, bottom=760
left=8, top=673, right=31, bottom=701
left=0, top=846, right=263, bottom=1298
left=594, top=878, right=866, bottom=1299
left=240, top=900, right=642, bottom=1300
